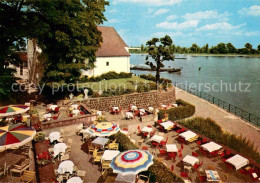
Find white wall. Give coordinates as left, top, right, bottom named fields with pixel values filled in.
left=82, top=56, right=130, bottom=77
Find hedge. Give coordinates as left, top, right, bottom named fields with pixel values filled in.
left=111, top=132, right=184, bottom=183
left=178, top=117, right=260, bottom=163
left=80, top=71, right=132, bottom=82
left=158, top=99, right=195, bottom=121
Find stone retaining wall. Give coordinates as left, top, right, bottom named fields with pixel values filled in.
left=60, top=89, right=176, bottom=111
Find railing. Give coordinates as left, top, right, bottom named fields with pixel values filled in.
left=173, top=81, right=260, bottom=128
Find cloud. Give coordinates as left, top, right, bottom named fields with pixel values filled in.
left=114, top=0, right=182, bottom=6
left=154, top=8, right=170, bottom=16
left=109, top=9, right=118, bottom=13
left=108, top=19, right=120, bottom=23
left=156, top=20, right=199, bottom=30
left=197, top=22, right=246, bottom=31
left=239, top=5, right=260, bottom=16
left=153, top=31, right=183, bottom=37
left=166, top=15, right=178, bottom=21
left=183, top=10, right=230, bottom=21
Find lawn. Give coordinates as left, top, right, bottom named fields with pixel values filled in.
left=77, top=76, right=154, bottom=92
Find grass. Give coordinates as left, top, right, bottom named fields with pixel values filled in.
left=77, top=76, right=154, bottom=92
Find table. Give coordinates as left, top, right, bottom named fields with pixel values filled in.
left=49, top=131, right=60, bottom=143
left=148, top=107, right=154, bottom=113
left=67, top=177, right=83, bottom=183
left=183, top=155, right=199, bottom=166
left=226, top=154, right=249, bottom=170
left=92, top=137, right=109, bottom=148
left=43, top=113, right=52, bottom=120
left=115, top=174, right=136, bottom=183
left=97, top=111, right=102, bottom=116
left=71, top=104, right=79, bottom=110
left=102, top=150, right=120, bottom=161
left=130, top=105, right=137, bottom=111
left=139, top=108, right=146, bottom=113
left=166, top=144, right=178, bottom=152
left=150, top=135, right=164, bottom=143
left=57, top=160, right=74, bottom=174
left=179, top=130, right=197, bottom=141
left=205, top=170, right=221, bottom=182
left=53, top=143, right=67, bottom=157
left=112, top=107, right=119, bottom=111
left=141, top=127, right=153, bottom=133
left=172, top=104, right=178, bottom=107
left=126, top=112, right=134, bottom=119
left=202, top=142, right=222, bottom=153
left=0, top=153, right=25, bottom=170
left=72, top=110, right=80, bottom=116
left=49, top=105, right=58, bottom=111
left=161, top=104, right=167, bottom=108
left=160, top=121, right=175, bottom=130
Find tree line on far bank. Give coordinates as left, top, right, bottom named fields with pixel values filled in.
left=131, top=42, right=260, bottom=55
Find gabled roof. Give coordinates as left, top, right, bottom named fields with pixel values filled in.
left=96, top=26, right=130, bottom=57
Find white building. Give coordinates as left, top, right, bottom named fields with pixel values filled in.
left=82, top=26, right=130, bottom=77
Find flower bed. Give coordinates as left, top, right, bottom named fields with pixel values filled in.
left=158, top=99, right=195, bottom=121
left=111, top=132, right=184, bottom=183
left=178, top=117, right=260, bottom=163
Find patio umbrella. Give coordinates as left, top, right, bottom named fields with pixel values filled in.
left=0, top=124, right=36, bottom=151
left=110, top=150, right=154, bottom=176
left=0, top=105, right=29, bottom=117
left=86, top=122, right=120, bottom=137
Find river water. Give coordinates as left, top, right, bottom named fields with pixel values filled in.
left=130, top=54, right=260, bottom=117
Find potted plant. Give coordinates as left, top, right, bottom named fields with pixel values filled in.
left=36, top=151, right=52, bottom=166
left=34, top=132, right=45, bottom=143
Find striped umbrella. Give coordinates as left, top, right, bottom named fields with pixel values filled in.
left=0, top=105, right=29, bottom=117
left=86, top=122, right=120, bottom=137
left=0, top=124, right=36, bottom=151
left=110, top=150, right=154, bottom=176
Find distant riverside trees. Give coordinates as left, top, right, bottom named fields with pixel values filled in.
left=130, top=42, right=260, bottom=55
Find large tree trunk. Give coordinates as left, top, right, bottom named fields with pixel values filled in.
left=28, top=38, right=38, bottom=84
left=156, top=59, right=160, bottom=89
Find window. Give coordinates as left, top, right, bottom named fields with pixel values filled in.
left=106, top=61, right=109, bottom=66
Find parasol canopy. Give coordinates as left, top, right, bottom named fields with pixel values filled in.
left=0, top=124, right=36, bottom=151
left=110, top=150, right=154, bottom=176
left=0, top=105, right=29, bottom=117
left=86, top=122, right=120, bottom=137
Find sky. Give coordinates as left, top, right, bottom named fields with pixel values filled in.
left=102, top=0, right=260, bottom=48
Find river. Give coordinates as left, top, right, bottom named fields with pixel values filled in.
left=130, top=54, right=260, bottom=117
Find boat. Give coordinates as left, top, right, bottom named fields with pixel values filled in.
left=167, top=67, right=182, bottom=73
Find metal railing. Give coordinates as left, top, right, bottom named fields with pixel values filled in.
left=173, top=81, right=260, bottom=128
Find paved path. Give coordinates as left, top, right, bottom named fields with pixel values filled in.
left=176, top=87, right=260, bottom=153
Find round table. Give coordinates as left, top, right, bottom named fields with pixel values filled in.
left=67, top=177, right=83, bottom=183
left=49, top=131, right=60, bottom=143
left=57, top=160, right=74, bottom=174
left=54, top=143, right=67, bottom=157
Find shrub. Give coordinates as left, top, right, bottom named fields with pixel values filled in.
left=158, top=99, right=195, bottom=120
left=178, top=117, right=260, bottom=163
left=34, top=132, right=46, bottom=143
left=110, top=132, right=183, bottom=183
left=101, top=88, right=135, bottom=97
left=79, top=71, right=132, bottom=83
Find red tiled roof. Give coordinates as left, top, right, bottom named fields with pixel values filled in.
left=96, top=26, right=130, bottom=57
left=16, top=52, right=28, bottom=62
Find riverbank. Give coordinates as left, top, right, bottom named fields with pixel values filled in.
left=188, top=53, right=260, bottom=58
left=130, top=53, right=260, bottom=58
left=175, top=87, right=260, bottom=153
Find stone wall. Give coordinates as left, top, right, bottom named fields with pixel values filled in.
left=41, top=114, right=97, bottom=130
left=74, top=89, right=175, bottom=111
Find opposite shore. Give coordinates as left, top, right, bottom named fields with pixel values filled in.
left=130, top=52, right=260, bottom=58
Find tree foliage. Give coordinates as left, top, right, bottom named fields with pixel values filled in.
left=145, top=35, right=174, bottom=85
left=0, top=0, right=109, bottom=101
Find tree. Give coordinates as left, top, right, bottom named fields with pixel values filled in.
left=205, top=44, right=209, bottom=54
left=0, top=0, right=109, bottom=89
left=245, top=43, right=252, bottom=54
left=216, top=43, right=227, bottom=54
left=258, top=44, right=260, bottom=53
left=190, top=43, right=199, bottom=53
left=141, top=44, right=144, bottom=51
left=226, top=43, right=236, bottom=53
left=145, top=35, right=174, bottom=86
